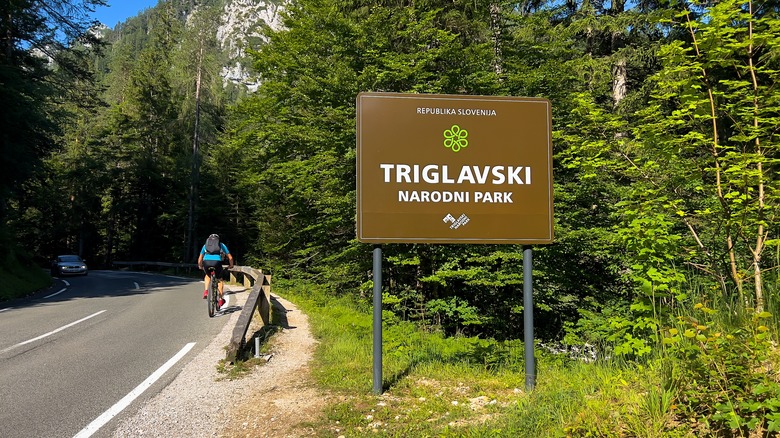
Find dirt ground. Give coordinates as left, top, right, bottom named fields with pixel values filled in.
left=218, top=293, right=332, bottom=438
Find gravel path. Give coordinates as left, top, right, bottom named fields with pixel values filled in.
left=111, top=286, right=326, bottom=438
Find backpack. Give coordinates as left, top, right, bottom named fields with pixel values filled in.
left=205, top=234, right=223, bottom=257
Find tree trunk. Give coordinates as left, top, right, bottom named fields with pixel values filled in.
left=747, top=0, right=766, bottom=312
left=684, top=11, right=744, bottom=298
left=612, top=58, right=626, bottom=107
left=490, top=3, right=503, bottom=77
left=187, top=45, right=203, bottom=262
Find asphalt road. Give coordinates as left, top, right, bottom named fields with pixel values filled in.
left=0, top=270, right=230, bottom=438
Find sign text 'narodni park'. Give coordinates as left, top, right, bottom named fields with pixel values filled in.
left=356, top=92, right=554, bottom=244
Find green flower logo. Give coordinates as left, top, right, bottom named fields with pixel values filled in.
left=443, top=125, right=468, bottom=152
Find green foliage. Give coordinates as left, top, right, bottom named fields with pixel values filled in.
left=618, top=201, right=685, bottom=294
left=23, top=1, right=235, bottom=266
left=283, top=275, right=684, bottom=436
left=663, top=305, right=780, bottom=435
left=278, top=278, right=526, bottom=389
left=633, top=0, right=780, bottom=305
left=560, top=363, right=685, bottom=438
left=567, top=300, right=659, bottom=359
left=0, top=1, right=113, bottom=277
left=426, top=297, right=485, bottom=332
left=0, top=0, right=104, bottom=227
left=0, top=229, right=52, bottom=300
left=607, top=304, right=657, bottom=358
left=2, top=2, right=772, bottom=435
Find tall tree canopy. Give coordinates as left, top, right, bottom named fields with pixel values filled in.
left=0, top=0, right=104, bottom=220
left=216, top=0, right=663, bottom=339
left=0, top=0, right=106, bottom=272
left=215, top=0, right=779, bottom=343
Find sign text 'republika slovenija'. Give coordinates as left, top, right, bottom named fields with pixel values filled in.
left=356, top=92, right=554, bottom=244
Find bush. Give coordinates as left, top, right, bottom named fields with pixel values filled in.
left=662, top=305, right=780, bottom=435
left=0, top=250, right=51, bottom=301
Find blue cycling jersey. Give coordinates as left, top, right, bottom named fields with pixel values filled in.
left=201, top=243, right=230, bottom=261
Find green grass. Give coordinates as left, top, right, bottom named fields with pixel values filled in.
left=0, top=254, right=51, bottom=301
left=274, top=279, right=680, bottom=437
left=266, top=275, right=780, bottom=436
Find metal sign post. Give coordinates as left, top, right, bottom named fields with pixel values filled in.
left=373, top=246, right=383, bottom=395
left=523, top=246, right=535, bottom=390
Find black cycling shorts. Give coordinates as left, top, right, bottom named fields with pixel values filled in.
left=202, top=259, right=224, bottom=278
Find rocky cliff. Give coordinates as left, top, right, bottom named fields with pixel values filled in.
left=218, top=0, right=285, bottom=90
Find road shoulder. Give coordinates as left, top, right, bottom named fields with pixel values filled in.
left=111, top=285, right=328, bottom=437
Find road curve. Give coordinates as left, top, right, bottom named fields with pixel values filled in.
left=0, top=270, right=231, bottom=438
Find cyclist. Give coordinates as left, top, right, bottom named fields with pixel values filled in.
left=197, top=234, right=234, bottom=308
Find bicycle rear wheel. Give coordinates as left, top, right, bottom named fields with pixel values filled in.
left=212, top=276, right=221, bottom=311
left=207, top=273, right=217, bottom=317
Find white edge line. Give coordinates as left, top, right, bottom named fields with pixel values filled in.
left=0, top=307, right=11, bottom=313
left=44, top=288, right=67, bottom=299
left=2, top=310, right=107, bottom=353
left=73, top=342, right=196, bottom=438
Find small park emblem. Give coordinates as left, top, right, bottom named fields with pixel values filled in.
left=443, top=125, right=468, bottom=152
left=443, top=213, right=470, bottom=229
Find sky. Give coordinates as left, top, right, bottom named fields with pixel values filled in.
left=91, top=1, right=160, bottom=28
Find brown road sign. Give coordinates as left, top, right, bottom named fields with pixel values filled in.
left=356, top=92, right=554, bottom=244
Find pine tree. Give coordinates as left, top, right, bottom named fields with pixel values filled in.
left=0, top=0, right=105, bottom=257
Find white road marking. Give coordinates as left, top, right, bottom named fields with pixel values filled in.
left=43, top=288, right=67, bottom=299
left=133, top=282, right=140, bottom=290
left=73, top=342, right=196, bottom=438
left=1, top=310, right=107, bottom=353
left=63, top=280, right=70, bottom=286
left=0, top=307, right=11, bottom=313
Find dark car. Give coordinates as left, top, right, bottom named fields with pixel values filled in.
left=51, top=255, right=88, bottom=276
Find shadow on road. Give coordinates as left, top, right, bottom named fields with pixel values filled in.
left=0, top=270, right=202, bottom=312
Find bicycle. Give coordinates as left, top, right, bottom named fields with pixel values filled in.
left=206, top=266, right=220, bottom=317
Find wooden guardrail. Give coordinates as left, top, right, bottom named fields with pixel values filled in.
left=224, top=266, right=272, bottom=362
left=112, top=261, right=271, bottom=362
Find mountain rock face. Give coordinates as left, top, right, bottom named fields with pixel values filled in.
left=96, top=0, right=285, bottom=92
left=218, top=0, right=285, bottom=91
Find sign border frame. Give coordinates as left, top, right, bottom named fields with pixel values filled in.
left=356, top=92, right=554, bottom=245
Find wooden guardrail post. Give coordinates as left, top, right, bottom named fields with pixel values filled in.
left=225, top=267, right=271, bottom=362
